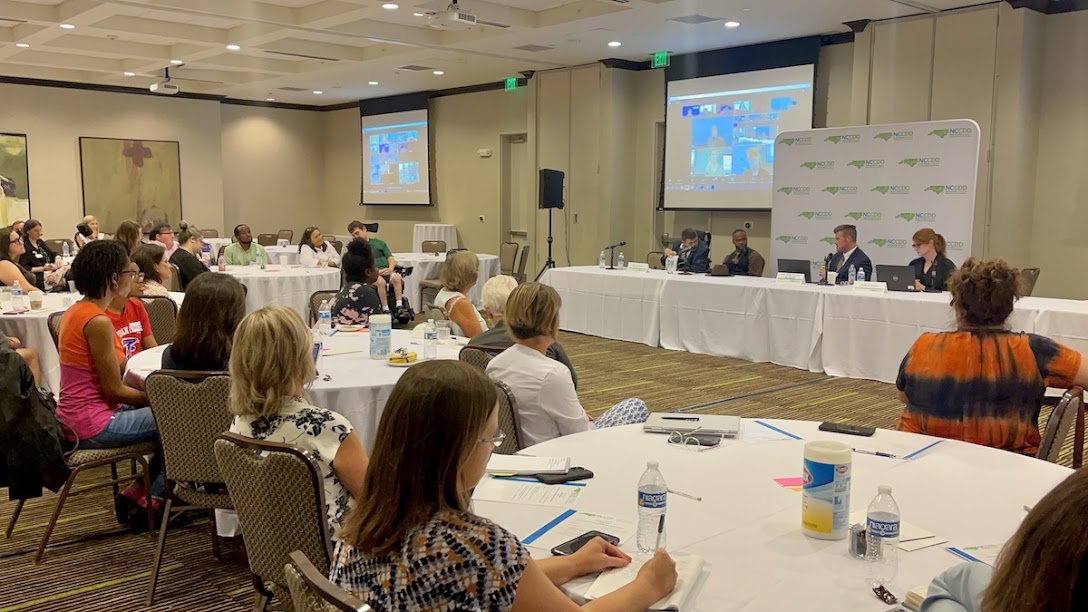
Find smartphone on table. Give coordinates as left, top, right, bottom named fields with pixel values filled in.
left=549, top=530, right=620, bottom=557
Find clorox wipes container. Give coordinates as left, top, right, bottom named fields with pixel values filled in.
left=801, top=441, right=852, bottom=540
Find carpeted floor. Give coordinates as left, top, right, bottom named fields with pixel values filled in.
left=0, top=332, right=1081, bottom=611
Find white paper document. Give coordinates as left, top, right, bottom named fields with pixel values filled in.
left=486, top=455, right=571, bottom=475
left=947, top=544, right=1002, bottom=566
left=472, top=477, right=584, bottom=508
left=585, top=554, right=704, bottom=611
left=743, top=421, right=800, bottom=443
left=522, top=510, right=637, bottom=549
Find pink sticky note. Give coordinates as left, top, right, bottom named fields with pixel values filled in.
left=774, top=477, right=804, bottom=488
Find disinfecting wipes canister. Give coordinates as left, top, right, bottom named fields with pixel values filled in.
left=801, top=440, right=852, bottom=540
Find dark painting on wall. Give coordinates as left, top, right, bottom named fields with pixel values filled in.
left=0, top=133, right=31, bottom=227
left=79, top=137, right=182, bottom=234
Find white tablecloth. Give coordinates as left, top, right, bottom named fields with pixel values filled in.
left=216, top=266, right=340, bottom=322
left=544, top=267, right=665, bottom=346
left=412, top=224, right=458, bottom=252
left=475, top=421, right=1070, bottom=611
left=123, top=329, right=463, bottom=450
left=393, top=252, right=500, bottom=309
left=263, top=245, right=299, bottom=266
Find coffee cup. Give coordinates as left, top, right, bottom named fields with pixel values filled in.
left=28, top=290, right=44, bottom=310
left=279, top=255, right=289, bottom=266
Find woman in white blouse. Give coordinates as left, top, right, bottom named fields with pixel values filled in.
left=299, top=226, right=341, bottom=268
left=435, top=250, right=487, bottom=338
left=486, top=282, right=648, bottom=447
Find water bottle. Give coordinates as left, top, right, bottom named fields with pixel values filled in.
left=666, top=255, right=678, bottom=274
left=201, top=242, right=212, bottom=265
left=423, top=319, right=438, bottom=360
left=317, top=300, right=332, bottom=336
left=865, top=485, right=900, bottom=587
left=856, top=267, right=866, bottom=283
left=848, top=264, right=857, bottom=285
left=257, top=249, right=266, bottom=270
left=617, top=251, right=625, bottom=270
left=11, top=281, right=23, bottom=310
left=636, top=461, right=667, bottom=554
left=62, top=242, right=70, bottom=258
left=598, top=251, right=606, bottom=269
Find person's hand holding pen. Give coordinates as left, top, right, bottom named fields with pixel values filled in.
left=637, top=549, right=678, bottom=600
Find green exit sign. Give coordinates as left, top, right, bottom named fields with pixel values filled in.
left=505, top=77, right=519, bottom=91
left=652, top=51, right=671, bottom=68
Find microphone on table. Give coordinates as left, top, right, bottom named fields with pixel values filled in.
left=819, top=252, right=834, bottom=285
left=603, top=241, right=627, bottom=250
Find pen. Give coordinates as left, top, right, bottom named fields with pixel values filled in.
left=668, top=488, right=702, bottom=502
left=654, top=514, right=665, bottom=551
left=853, top=448, right=898, bottom=458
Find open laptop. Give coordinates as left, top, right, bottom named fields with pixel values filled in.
left=875, top=265, right=917, bottom=292
left=643, top=413, right=742, bottom=437
left=777, top=258, right=812, bottom=283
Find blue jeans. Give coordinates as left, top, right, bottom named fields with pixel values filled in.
left=81, top=406, right=164, bottom=497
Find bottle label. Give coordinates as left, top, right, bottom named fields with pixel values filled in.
left=638, top=490, right=666, bottom=509
left=867, top=518, right=900, bottom=539
left=801, top=458, right=850, bottom=535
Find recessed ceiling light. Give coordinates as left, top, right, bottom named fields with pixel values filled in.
left=368, top=81, right=379, bottom=86
left=59, top=23, right=75, bottom=30
left=724, top=21, right=741, bottom=28
left=382, top=2, right=399, bottom=9
left=432, top=70, right=444, bottom=75
left=123, top=71, right=136, bottom=77
left=266, top=97, right=275, bottom=101
left=226, top=44, right=241, bottom=51
left=413, top=12, right=425, bottom=17
left=170, top=59, right=184, bottom=65
left=313, top=90, right=323, bottom=95
left=15, top=43, right=29, bottom=48
left=607, top=41, right=622, bottom=48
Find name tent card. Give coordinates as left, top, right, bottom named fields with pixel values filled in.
left=626, top=262, right=650, bottom=273
left=853, top=281, right=888, bottom=294
left=776, top=272, right=806, bottom=284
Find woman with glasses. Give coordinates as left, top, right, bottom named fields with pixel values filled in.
left=908, top=228, right=956, bottom=292
left=228, top=305, right=368, bottom=536
left=330, top=360, right=678, bottom=610
left=57, top=240, right=164, bottom=511
left=168, top=222, right=208, bottom=290
left=298, top=226, right=341, bottom=268
left=103, top=266, right=157, bottom=359
left=0, top=226, right=37, bottom=288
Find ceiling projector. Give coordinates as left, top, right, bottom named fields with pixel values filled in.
left=150, top=80, right=180, bottom=95
left=428, top=9, right=477, bottom=29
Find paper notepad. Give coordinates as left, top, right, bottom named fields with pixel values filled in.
left=585, top=554, right=704, bottom=611
left=486, top=455, right=570, bottom=476
left=904, top=585, right=928, bottom=611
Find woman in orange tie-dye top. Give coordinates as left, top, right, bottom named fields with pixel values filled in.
left=896, top=258, right=1088, bottom=455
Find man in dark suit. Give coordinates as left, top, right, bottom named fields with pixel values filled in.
left=663, top=228, right=711, bottom=273
left=820, top=224, right=872, bottom=284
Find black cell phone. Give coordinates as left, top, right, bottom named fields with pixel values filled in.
left=535, top=467, right=593, bottom=485
left=550, top=530, right=620, bottom=556
left=819, top=422, right=876, bottom=437
left=688, top=433, right=724, bottom=447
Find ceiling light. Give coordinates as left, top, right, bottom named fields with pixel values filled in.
left=724, top=21, right=741, bottom=28
left=123, top=71, right=136, bottom=77
left=15, top=43, right=29, bottom=48
left=59, top=23, right=75, bottom=30
left=432, top=70, right=444, bottom=75
left=266, top=97, right=275, bottom=101
left=313, top=90, right=323, bottom=95
left=170, top=59, right=184, bottom=65
left=607, top=41, right=622, bottom=48
left=226, top=44, right=241, bottom=51
left=368, top=81, right=379, bottom=86
left=382, top=2, right=399, bottom=9
left=413, top=12, right=425, bottom=17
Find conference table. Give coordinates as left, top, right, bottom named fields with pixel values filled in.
left=215, top=265, right=340, bottom=323
left=543, top=267, right=1088, bottom=384
left=475, top=421, right=1069, bottom=610
left=124, top=328, right=464, bottom=449
left=394, top=252, right=501, bottom=309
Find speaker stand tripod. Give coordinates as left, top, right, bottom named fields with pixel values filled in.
left=535, top=208, right=557, bottom=281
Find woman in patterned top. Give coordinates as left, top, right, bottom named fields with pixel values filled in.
left=896, top=258, right=1088, bottom=455
left=330, top=360, right=677, bottom=611
left=228, top=305, right=369, bottom=535
left=331, top=238, right=382, bottom=327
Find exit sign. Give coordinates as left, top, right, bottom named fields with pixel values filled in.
left=652, top=51, right=670, bottom=68
left=505, top=77, right=519, bottom=91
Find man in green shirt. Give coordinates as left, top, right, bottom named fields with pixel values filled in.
left=348, top=220, right=403, bottom=312
left=221, top=224, right=268, bottom=266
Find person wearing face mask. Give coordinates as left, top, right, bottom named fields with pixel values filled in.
left=721, top=229, right=765, bottom=277
left=908, top=228, right=956, bottom=292
left=662, top=228, right=710, bottom=273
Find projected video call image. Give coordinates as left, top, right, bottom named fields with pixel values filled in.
left=361, top=109, right=432, bottom=206
left=368, top=130, right=421, bottom=187
left=685, top=100, right=778, bottom=181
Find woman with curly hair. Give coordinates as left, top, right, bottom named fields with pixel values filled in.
left=896, top=258, right=1088, bottom=454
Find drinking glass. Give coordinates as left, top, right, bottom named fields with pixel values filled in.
left=437, top=320, right=451, bottom=342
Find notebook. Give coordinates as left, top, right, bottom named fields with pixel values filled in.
left=904, top=585, right=927, bottom=611
left=485, top=455, right=570, bottom=476
left=643, top=414, right=742, bottom=437
left=585, top=554, right=704, bottom=611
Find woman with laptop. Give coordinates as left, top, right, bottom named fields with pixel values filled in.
left=908, top=228, right=957, bottom=292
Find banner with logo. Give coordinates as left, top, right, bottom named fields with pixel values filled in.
left=770, top=120, right=980, bottom=278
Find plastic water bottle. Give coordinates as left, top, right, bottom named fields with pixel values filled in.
left=666, top=254, right=678, bottom=274
left=201, top=242, right=212, bottom=265
left=257, top=249, right=266, bottom=270
left=636, top=461, right=667, bottom=554
left=423, top=319, right=438, bottom=360
left=11, top=281, right=23, bottom=310
left=317, top=300, right=332, bottom=336
left=598, top=251, right=606, bottom=269
left=61, top=242, right=70, bottom=258
left=865, top=485, right=900, bottom=587
left=848, top=264, right=857, bottom=285
left=856, top=267, right=866, bottom=283
left=617, top=251, right=625, bottom=270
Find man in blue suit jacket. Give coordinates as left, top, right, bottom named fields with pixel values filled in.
left=664, top=228, right=711, bottom=273
left=820, top=224, right=872, bottom=284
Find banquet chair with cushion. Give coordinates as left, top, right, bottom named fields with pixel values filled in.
left=286, top=551, right=372, bottom=612
left=329, top=240, right=344, bottom=255
left=257, top=233, right=278, bottom=247
left=421, top=240, right=446, bottom=254
left=499, top=242, right=519, bottom=276
left=647, top=251, right=666, bottom=270
left=278, top=229, right=295, bottom=242
left=202, top=229, right=219, bottom=238
left=514, top=245, right=531, bottom=283
left=493, top=381, right=523, bottom=455
left=458, top=346, right=493, bottom=372
left=1019, top=268, right=1041, bottom=296
left=1037, top=386, right=1084, bottom=468
left=166, top=264, right=182, bottom=292
left=145, top=370, right=232, bottom=605
left=140, top=296, right=178, bottom=344
left=423, top=303, right=447, bottom=322
left=309, top=290, right=338, bottom=326
left=44, top=238, right=74, bottom=256
left=47, top=311, right=64, bottom=350
left=214, top=433, right=332, bottom=612
left=217, top=244, right=227, bottom=262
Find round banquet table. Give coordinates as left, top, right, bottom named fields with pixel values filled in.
left=124, top=328, right=465, bottom=449
left=263, top=245, right=299, bottom=266
left=473, top=420, right=1071, bottom=611
left=215, top=265, right=340, bottom=322
left=393, top=252, right=500, bottom=309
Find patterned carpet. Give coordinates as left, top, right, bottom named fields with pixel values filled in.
left=0, top=332, right=1080, bottom=611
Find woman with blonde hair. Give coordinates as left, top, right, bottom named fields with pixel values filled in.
left=75, top=215, right=103, bottom=249
left=908, top=228, right=956, bottom=291
left=168, top=222, right=207, bottom=290
left=436, top=250, right=487, bottom=338
left=487, top=282, right=649, bottom=446
left=228, top=305, right=368, bottom=534
left=330, top=360, right=677, bottom=610
left=896, top=258, right=1088, bottom=454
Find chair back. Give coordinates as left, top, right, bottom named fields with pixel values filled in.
left=458, top=346, right=493, bottom=371
left=423, top=303, right=447, bottom=321
left=214, top=433, right=333, bottom=589
left=166, top=264, right=182, bottom=292
left=278, top=229, right=295, bottom=242
left=286, top=551, right=372, bottom=612
left=329, top=240, right=344, bottom=255
left=202, top=228, right=219, bottom=238
left=1037, top=386, right=1085, bottom=468
left=47, top=311, right=64, bottom=350
left=421, top=240, right=446, bottom=253
left=309, top=290, right=338, bottom=326
left=257, top=233, right=278, bottom=247
left=515, top=245, right=531, bottom=283
left=45, top=238, right=74, bottom=255
left=217, top=244, right=227, bottom=262
left=146, top=371, right=231, bottom=485
left=1019, top=268, right=1041, bottom=296
left=695, top=230, right=712, bottom=246
left=140, top=296, right=178, bottom=344
left=647, top=251, right=666, bottom=270
left=499, top=242, right=519, bottom=275
left=493, top=381, right=523, bottom=455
